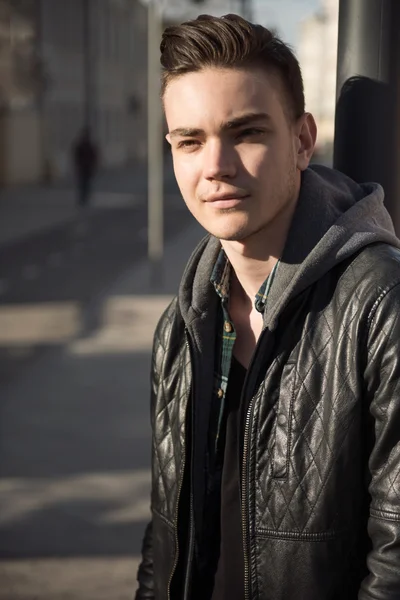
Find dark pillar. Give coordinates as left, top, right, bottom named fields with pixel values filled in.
left=241, top=0, right=253, bottom=21
left=83, top=0, right=92, bottom=130
left=334, top=0, right=400, bottom=233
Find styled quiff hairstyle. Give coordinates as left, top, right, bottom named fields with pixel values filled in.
left=160, top=13, right=305, bottom=121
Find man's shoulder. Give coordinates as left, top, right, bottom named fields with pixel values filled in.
left=153, top=296, right=183, bottom=351
left=350, top=242, right=400, bottom=284
left=336, top=243, right=400, bottom=312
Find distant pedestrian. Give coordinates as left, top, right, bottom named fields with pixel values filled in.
left=72, top=127, right=99, bottom=209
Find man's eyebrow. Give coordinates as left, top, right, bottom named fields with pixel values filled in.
left=223, top=112, right=272, bottom=130
left=169, top=127, right=203, bottom=138
left=169, top=112, right=272, bottom=138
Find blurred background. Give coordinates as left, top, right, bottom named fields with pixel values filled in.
left=0, top=0, right=390, bottom=598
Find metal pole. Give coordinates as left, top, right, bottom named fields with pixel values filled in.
left=240, top=0, right=252, bottom=21
left=82, top=0, right=98, bottom=132
left=336, top=0, right=391, bottom=93
left=147, top=0, right=164, bottom=287
left=36, top=0, right=47, bottom=183
left=334, top=0, right=400, bottom=232
left=83, top=0, right=91, bottom=129
left=390, top=1, right=400, bottom=232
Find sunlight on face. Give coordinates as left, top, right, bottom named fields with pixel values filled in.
left=164, top=67, right=303, bottom=243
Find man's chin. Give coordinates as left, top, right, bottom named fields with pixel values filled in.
left=208, top=219, right=272, bottom=244
left=209, top=227, right=250, bottom=242
left=194, top=212, right=253, bottom=241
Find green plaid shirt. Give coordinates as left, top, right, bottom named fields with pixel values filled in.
left=209, top=248, right=280, bottom=457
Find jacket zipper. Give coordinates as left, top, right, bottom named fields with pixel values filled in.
left=182, top=489, right=195, bottom=599
left=166, top=432, right=186, bottom=600
left=167, top=330, right=193, bottom=600
left=241, top=395, right=255, bottom=600
left=240, top=327, right=272, bottom=600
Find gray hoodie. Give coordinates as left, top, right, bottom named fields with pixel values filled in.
left=178, top=164, right=400, bottom=333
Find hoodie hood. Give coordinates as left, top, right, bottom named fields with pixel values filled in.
left=178, top=165, right=400, bottom=332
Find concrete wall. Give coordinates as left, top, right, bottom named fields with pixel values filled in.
left=40, top=0, right=146, bottom=173
left=39, top=0, right=86, bottom=178
left=35, top=0, right=146, bottom=180
left=94, top=0, right=131, bottom=167
left=0, top=109, right=42, bottom=185
left=126, top=1, right=148, bottom=163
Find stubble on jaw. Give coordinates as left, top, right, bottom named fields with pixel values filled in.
left=215, top=164, right=299, bottom=244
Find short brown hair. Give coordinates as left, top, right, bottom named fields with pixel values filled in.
left=160, top=13, right=305, bottom=121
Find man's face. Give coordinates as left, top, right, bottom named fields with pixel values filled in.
left=164, top=67, right=309, bottom=242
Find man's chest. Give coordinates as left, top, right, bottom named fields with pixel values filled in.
left=229, top=304, right=264, bottom=369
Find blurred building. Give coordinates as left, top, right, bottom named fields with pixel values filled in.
left=0, top=0, right=41, bottom=185
left=163, top=0, right=249, bottom=21
left=298, top=0, right=339, bottom=163
left=0, top=0, right=250, bottom=186
left=0, top=0, right=148, bottom=185
left=39, top=0, right=149, bottom=178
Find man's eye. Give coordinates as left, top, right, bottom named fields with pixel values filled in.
left=238, top=128, right=264, bottom=138
left=177, top=140, right=200, bottom=149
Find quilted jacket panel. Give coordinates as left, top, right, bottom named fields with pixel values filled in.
left=137, top=245, right=400, bottom=600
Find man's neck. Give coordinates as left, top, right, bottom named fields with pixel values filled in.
left=226, top=250, right=279, bottom=303
left=221, top=193, right=298, bottom=302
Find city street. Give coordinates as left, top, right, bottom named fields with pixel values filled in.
left=0, top=196, right=189, bottom=386
left=0, top=165, right=205, bottom=599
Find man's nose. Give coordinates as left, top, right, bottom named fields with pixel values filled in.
left=203, top=139, right=237, bottom=180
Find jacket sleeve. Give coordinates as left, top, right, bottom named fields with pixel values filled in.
left=360, top=282, right=400, bottom=599
left=135, top=520, right=154, bottom=599
left=135, top=301, right=176, bottom=599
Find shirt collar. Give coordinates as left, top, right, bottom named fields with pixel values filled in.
left=210, top=248, right=231, bottom=301
left=210, top=248, right=280, bottom=313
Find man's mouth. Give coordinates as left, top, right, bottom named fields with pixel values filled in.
left=204, top=192, right=250, bottom=208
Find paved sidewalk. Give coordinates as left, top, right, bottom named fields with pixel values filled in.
left=0, top=218, right=206, bottom=599
left=70, top=218, right=207, bottom=356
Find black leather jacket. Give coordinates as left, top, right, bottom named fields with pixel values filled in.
left=135, top=167, right=400, bottom=600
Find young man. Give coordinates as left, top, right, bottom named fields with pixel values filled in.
left=136, top=14, right=400, bottom=600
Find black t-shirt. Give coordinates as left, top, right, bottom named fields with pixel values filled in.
left=211, top=355, right=247, bottom=600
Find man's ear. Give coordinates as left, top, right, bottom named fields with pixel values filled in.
left=296, top=112, right=317, bottom=171
left=166, top=133, right=171, bottom=145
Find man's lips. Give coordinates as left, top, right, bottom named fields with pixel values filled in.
left=203, top=193, right=249, bottom=208
left=204, top=192, right=249, bottom=202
